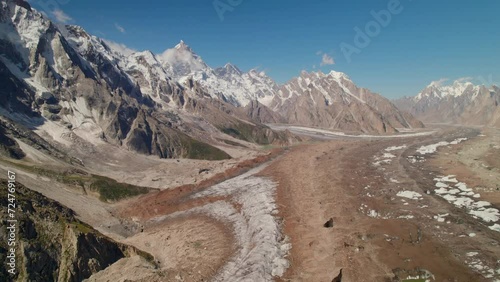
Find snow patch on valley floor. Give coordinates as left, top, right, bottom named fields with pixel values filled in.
left=464, top=255, right=500, bottom=280
left=385, top=145, right=407, bottom=152
left=158, top=164, right=290, bottom=281
left=373, top=145, right=408, bottom=167
left=373, top=159, right=392, bottom=166
left=433, top=176, right=500, bottom=231
left=373, top=153, right=396, bottom=166
left=359, top=204, right=392, bottom=219
left=417, top=138, right=468, bottom=155
left=407, top=155, right=425, bottom=163
left=397, top=214, right=415, bottom=220
left=406, top=137, right=469, bottom=164
left=397, top=191, right=423, bottom=201
left=433, top=213, right=449, bottom=223
left=382, top=153, right=396, bottom=159
left=389, top=178, right=400, bottom=183
left=489, top=224, right=500, bottom=232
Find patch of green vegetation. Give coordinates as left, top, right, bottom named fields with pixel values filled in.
left=134, top=249, right=156, bottom=265
left=216, top=138, right=248, bottom=148
left=183, top=137, right=231, bottom=160
left=61, top=175, right=87, bottom=187
left=191, top=241, right=203, bottom=249
left=90, top=176, right=150, bottom=202
left=220, top=122, right=273, bottom=145
left=72, top=221, right=93, bottom=234
left=260, top=144, right=283, bottom=151
left=0, top=158, right=152, bottom=202
left=221, top=127, right=242, bottom=137
left=0, top=159, right=50, bottom=176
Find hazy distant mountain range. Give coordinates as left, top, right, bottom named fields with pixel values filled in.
left=394, top=80, right=500, bottom=127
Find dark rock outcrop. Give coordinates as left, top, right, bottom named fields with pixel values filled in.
left=332, top=268, right=343, bottom=282
left=324, top=218, right=334, bottom=228
left=0, top=180, right=154, bottom=282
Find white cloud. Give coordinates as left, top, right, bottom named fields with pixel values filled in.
left=316, top=50, right=323, bottom=55
left=429, top=77, right=476, bottom=87
left=455, top=77, right=473, bottom=83
left=114, top=23, right=126, bottom=34
left=429, top=78, right=449, bottom=87
left=102, top=39, right=136, bottom=56
left=51, top=9, right=72, bottom=23
left=320, top=53, right=335, bottom=66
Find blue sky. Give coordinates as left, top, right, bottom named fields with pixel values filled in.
left=30, top=0, right=500, bottom=99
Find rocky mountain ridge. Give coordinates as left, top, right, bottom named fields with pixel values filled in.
left=149, top=37, right=423, bottom=134
left=0, top=0, right=295, bottom=161
left=394, top=79, right=500, bottom=127
left=1, top=0, right=425, bottom=168
left=268, top=70, right=424, bottom=133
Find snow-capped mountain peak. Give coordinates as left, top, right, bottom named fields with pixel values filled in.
left=394, top=78, right=500, bottom=127
left=174, top=40, right=192, bottom=52
left=297, top=70, right=351, bottom=83
left=1, top=0, right=50, bottom=54
left=144, top=40, right=281, bottom=107
left=215, top=63, right=243, bottom=77
left=248, top=69, right=268, bottom=77
left=415, top=79, right=480, bottom=101
left=158, top=40, right=209, bottom=78
left=194, top=65, right=279, bottom=107
left=327, top=70, right=351, bottom=82
left=101, top=38, right=137, bottom=58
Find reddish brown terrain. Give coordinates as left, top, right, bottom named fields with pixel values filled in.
left=101, top=126, right=500, bottom=281
left=264, top=127, right=500, bottom=281
left=3, top=125, right=499, bottom=282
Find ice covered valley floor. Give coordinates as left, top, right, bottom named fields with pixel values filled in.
left=116, top=160, right=291, bottom=282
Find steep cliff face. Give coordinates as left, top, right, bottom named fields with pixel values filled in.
left=0, top=180, right=154, bottom=282
left=0, top=123, right=25, bottom=159
left=241, top=100, right=286, bottom=124
left=0, top=60, right=36, bottom=117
